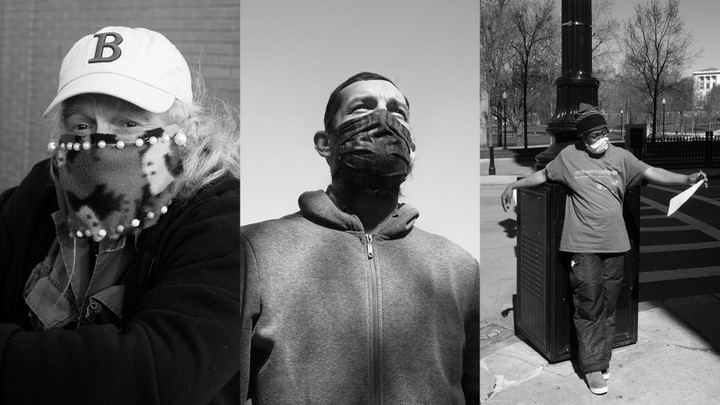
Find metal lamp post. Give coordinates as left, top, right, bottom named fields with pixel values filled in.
left=496, top=99, right=502, bottom=147
left=502, top=91, right=508, bottom=149
left=662, top=98, right=666, bottom=139
left=620, top=109, right=624, bottom=139
left=538, top=0, right=599, bottom=167
left=709, top=110, right=712, bottom=132
left=682, top=111, right=685, bottom=134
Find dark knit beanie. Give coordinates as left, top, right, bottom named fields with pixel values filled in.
left=575, top=103, right=608, bottom=136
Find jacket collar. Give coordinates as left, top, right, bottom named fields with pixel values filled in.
left=298, top=188, right=419, bottom=239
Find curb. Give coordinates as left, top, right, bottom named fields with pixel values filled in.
left=480, top=175, right=522, bottom=186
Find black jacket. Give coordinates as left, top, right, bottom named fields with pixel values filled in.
left=0, top=159, right=240, bottom=404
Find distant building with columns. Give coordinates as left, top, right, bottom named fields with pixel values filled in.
left=693, top=67, right=720, bottom=103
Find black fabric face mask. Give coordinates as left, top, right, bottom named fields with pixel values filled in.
left=332, top=109, right=415, bottom=191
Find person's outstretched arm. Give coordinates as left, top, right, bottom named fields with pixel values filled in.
left=500, top=169, right=548, bottom=212
left=643, top=167, right=708, bottom=187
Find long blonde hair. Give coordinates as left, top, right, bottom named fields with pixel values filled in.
left=166, top=72, right=240, bottom=199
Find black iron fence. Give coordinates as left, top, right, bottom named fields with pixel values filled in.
left=629, top=132, right=720, bottom=168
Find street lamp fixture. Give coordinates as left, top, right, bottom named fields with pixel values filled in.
left=662, top=98, right=666, bottom=139
left=620, top=109, right=624, bottom=140
left=502, top=91, right=508, bottom=149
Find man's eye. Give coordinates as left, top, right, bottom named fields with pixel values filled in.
left=392, top=111, right=407, bottom=121
left=123, top=121, right=139, bottom=128
left=73, top=124, right=90, bottom=131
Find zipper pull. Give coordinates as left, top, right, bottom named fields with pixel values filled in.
left=365, top=234, right=373, bottom=259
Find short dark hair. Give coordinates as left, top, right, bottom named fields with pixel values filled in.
left=323, top=72, right=409, bottom=132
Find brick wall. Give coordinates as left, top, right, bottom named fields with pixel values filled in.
left=0, top=0, right=239, bottom=191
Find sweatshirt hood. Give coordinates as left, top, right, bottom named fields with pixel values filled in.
left=298, top=188, right=419, bottom=239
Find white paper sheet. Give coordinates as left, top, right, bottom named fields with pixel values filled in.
left=667, top=179, right=705, bottom=217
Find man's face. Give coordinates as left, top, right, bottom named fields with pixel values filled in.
left=62, top=94, right=168, bottom=138
left=321, top=79, right=414, bottom=192
left=331, top=80, right=410, bottom=134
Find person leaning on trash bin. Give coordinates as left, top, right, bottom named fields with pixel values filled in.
left=500, top=104, right=708, bottom=396
left=240, top=72, right=480, bottom=403
left=0, top=27, right=240, bottom=403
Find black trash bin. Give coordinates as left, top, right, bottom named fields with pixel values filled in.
left=625, top=124, right=646, bottom=157
left=514, top=182, right=639, bottom=363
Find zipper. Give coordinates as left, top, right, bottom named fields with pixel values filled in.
left=365, top=233, right=381, bottom=404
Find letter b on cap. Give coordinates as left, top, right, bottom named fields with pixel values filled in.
left=88, top=33, right=123, bottom=63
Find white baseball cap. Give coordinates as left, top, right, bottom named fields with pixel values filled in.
left=43, top=26, right=192, bottom=117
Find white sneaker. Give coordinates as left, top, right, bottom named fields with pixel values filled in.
left=586, top=371, right=608, bottom=395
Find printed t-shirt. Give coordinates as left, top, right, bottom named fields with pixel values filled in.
left=545, top=142, right=650, bottom=253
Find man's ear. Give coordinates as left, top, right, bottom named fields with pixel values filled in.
left=314, top=130, right=332, bottom=158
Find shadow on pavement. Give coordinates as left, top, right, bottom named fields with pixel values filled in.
left=498, top=218, right=516, bottom=239
left=655, top=295, right=720, bottom=352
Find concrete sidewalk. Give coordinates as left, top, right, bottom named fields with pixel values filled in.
left=480, top=157, right=720, bottom=402
left=480, top=300, right=720, bottom=403
left=480, top=158, right=535, bottom=185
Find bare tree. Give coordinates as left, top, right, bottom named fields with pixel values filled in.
left=481, top=0, right=514, bottom=147
left=667, top=76, right=694, bottom=112
left=483, top=0, right=619, bottom=148
left=508, top=0, right=555, bottom=149
left=605, top=67, right=652, bottom=126
left=593, top=0, right=622, bottom=114
left=703, top=86, right=720, bottom=126
left=592, top=0, right=621, bottom=75
left=528, top=38, right=560, bottom=123
left=622, top=0, right=700, bottom=140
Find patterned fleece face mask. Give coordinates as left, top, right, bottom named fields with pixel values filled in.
left=332, top=109, right=415, bottom=191
left=49, top=125, right=186, bottom=242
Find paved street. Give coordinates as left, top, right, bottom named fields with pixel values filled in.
left=639, top=182, right=720, bottom=301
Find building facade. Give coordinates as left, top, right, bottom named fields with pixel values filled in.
left=693, top=67, right=720, bottom=103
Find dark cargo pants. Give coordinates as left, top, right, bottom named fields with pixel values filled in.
left=567, top=252, right=625, bottom=374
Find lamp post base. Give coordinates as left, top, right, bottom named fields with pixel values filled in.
left=536, top=121, right=578, bottom=170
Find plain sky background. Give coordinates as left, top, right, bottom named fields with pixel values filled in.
left=240, top=1, right=480, bottom=259
left=611, top=0, right=719, bottom=76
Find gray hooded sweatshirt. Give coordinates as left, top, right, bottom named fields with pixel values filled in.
left=241, top=189, right=479, bottom=404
